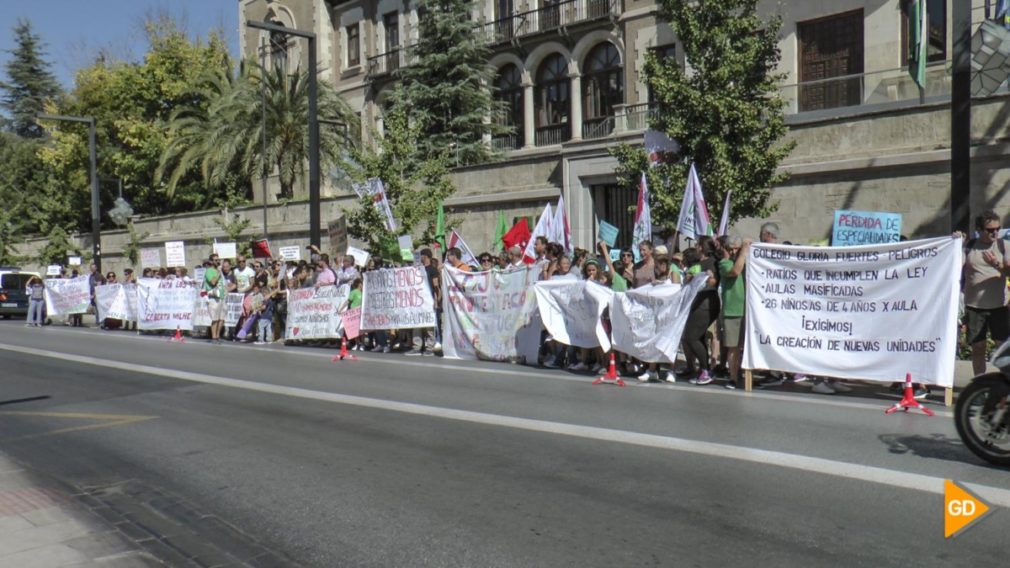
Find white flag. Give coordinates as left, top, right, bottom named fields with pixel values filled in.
left=448, top=229, right=479, bottom=267
left=524, top=203, right=553, bottom=262
left=676, top=163, right=713, bottom=240
left=645, top=130, right=679, bottom=167
left=552, top=195, right=571, bottom=253
left=355, top=178, right=398, bottom=232
left=717, top=190, right=732, bottom=237
left=631, top=173, right=652, bottom=262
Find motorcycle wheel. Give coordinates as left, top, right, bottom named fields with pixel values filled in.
left=955, top=375, right=1010, bottom=467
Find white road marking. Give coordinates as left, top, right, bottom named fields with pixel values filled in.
left=0, top=342, right=1005, bottom=508
left=2, top=325, right=954, bottom=417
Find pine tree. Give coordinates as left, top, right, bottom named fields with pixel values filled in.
left=612, top=0, right=794, bottom=228
left=0, top=19, right=61, bottom=138
left=396, top=0, right=507, bottom=165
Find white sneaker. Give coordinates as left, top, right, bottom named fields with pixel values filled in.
left=568, top=362, right=588, bottom=371
left=637, top=371, right=656, bottom=382
left=830, top=381, right=852, bottom=393
left=254, top=341, right=265, bottom=345
left=663, top=371, right=676, bottom=383
left=543, top=357, right=559, bottom=369
left=433, top=342, right=442, bottom=352
left=811, top=380, right=835, bottom=394
left=792, top=373, right=810, bottom=383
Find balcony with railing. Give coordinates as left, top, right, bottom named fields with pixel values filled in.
left=481, top=0, right=618, bottom=46
left=582, top=116, right=614, bottom=139
left=366, top=44, right=416, bottom=78
left=778, top=62, right=954, bottom=117
left=492, top=132, right=522, bottom=151
left=535, top=124, right=570, bottom=146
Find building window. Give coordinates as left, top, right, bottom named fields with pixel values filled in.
left=797, top=10, right=864, bottom=112
left=900, top=0, right=946, bottom=65
left=592, top=184, right=636, bottom=251
left=384, top=12, right=400, bottom=53
left=583, top=42, right=623, bottom=119
left=535, top=53, right=570, bottom=145
left=347, top=24, right=360, bottom=67
left=268, top=21, right=288, bottom=72
left=495, top=64, right=523, bottom=150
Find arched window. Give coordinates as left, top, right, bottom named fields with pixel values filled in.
left=494, top=64, right=523, bottom=150
left=535, top=54, right=570, bottom=145
left=582, top=42, right=623, bottom=122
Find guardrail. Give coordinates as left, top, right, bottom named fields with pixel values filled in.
left=481, top=0, right=617, bottom=45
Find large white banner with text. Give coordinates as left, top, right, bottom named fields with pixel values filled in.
left=442, top=265, right=540, bottom=361
left=611, top=278, right=707, bottom=363
left=361, top=266, right=436, bottom=330
left=136, top=278, right=199, bottom=331
left=44, top=276, right=91, bottom=316
left=534, top=280, right=614, bottom=350
left=95, top=283, right=137, bottom=322
left=285, top=285, right=350, bottom=340
left=743, top=237, right=960, bottom=386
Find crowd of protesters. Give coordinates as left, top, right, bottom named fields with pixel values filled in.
left=31, top=211, right=995, bottom=401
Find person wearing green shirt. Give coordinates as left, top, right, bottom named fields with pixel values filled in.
left=202, top=260, right=226, bottom=344
left=718, top=236, right=751, bottom=389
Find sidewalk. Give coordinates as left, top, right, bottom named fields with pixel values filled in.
left=0, top=452, right=157, bottom=567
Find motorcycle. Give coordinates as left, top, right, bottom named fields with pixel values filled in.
left=955, top=339, right=1010, bottom=466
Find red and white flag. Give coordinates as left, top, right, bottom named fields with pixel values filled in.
left=524, top=203, right=553, bottom=262
left=448, top=229, right=479, bottom=267
left=631, top=173, right=652, bottom=261
left=676, top=163, right=713, bottom=240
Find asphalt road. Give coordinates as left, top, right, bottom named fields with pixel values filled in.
left=0, top=321, right=1006, bottom=567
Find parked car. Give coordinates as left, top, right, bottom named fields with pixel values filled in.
left=0, top=268, right=42, bottom=319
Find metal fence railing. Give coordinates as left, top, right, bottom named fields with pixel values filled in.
left=481, top=0, right=617, bottom=45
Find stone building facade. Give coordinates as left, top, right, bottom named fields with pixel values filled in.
left=16, top=0, right=1004, bottom=275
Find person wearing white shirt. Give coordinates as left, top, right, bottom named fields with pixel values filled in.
left=233, top=256, right=256, bottom=294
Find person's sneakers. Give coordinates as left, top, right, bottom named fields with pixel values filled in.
left=568, top=362, right=588, bottom=371
left=637, top=370, right=656, bottom=382
left=689, top=370, right=714, bottom=385
left=811, top=379, right=836, bottom=394
left=830, top=381, right=853, bottom=393
left=792, top=373, right=810, bottom=384
left=404, top=349, right=424, bottom=356
left=370, top=345, right=384, bottom=353
left=913, top=387, right=930, bottom=400
left=724, top=381, right=737, bottom=390
left=433, top=342, right=442, bottom=352
left=759, top=375, right=787, bottom=388
left=543, top=356, right=558, bottom=369
left=382, top=346, right=391, bottom=354
left=663, top=371, right=677, bottom=383
left=254, top=341, right=266, bottom=345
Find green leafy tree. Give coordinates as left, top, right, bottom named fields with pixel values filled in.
left=40, top=17, right=241, bottom=222
left=396, top=0, right=506, bottom=164
left=36, top=225, right=81, bottom=266
left=0, top=19, right=61, bottom=138
left=211, top=213, right=253, bottom=258
left=613, top=0, right=794, bottom=229
left=121, top=222, right=151, bottom=267
left=345, top=100, right=454, bottom=254
left=158, top=62, right=359, bottom=201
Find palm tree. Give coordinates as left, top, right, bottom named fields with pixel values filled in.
left=157, top=62, right=358, bottom=201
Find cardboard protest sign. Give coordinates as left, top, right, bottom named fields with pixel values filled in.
left=341, top=307, right=362, bottom=340
left=832, top=210, right=902, bottom=246
left=213, top=242, right=237, bottom=259
left=347, top=246, right=369, bottom=268
left=285, top=285, right=350, bottom=340
left=44, top=276, right=91, bottom=316
left=279, top=246, right=301, bottom=261
left=165, top=241, right=186, bottom=267
left=224, top=293, right=245, bottom=327
left=140, top=248, right=161, bottom=268
left=598, top=220, right=619, bottom=248
left=46, top=265, right=61, bottom=276
left=360, top=266, right=436, bottom=330
left=743, top=237, right=960, bottom=386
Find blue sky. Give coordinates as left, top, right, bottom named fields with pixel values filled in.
left=0, top=0, right=239, bottom=89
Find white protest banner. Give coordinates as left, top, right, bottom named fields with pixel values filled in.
left=140, top=248, right=161, bottom=268
left=95, top=283, right=137, bottom=322
left=361, top=266, right=436, bottom=330
left=279, top=246, right=301, bottom=261
left=285, top=284, right=350, bottom=340
left=742, top=237, right=960, bottom=386
left=46, top=265, right=61, bottom=276
left=136, top=278, right=199, bottom=331
left=67, top=256, right=82, bottom=266
left=534, top=280, right=613, bottom=350
left=224, top=293, right=245, bottom=327
left=192, top=297, right=212, bottom=327
left=44, top=276, right=91, bottom=316
left=441, top=265, right=540, bottom=361
left=347, top=246, right=370, bottom=268
left=611, top=277, right=707, bottom=363
left=165, top=241, right=186, bottom=267
left=213, top=242, right=237, bottom=259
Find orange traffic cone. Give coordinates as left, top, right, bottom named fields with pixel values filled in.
left=885, top=373, right=933, bottom=416
left=592, top=352, right=626, bottom=387
left=332, top=336, right=357, bottom=362
left=169, top=326, right=185, bottom=343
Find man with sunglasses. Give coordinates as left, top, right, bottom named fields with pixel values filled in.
left=962, top=209, right=1010, bottom=376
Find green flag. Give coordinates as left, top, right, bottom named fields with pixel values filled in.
left=493, top=210, right=508, bottom=252
left=908, top=0, right=927, bottom=89
left=434, top=202, right=446, bottom=252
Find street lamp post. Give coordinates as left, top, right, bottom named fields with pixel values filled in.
left=246, top=20, right=320, bottom=248
left=38, top=114, right=101, bottom=271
